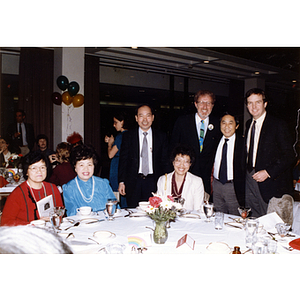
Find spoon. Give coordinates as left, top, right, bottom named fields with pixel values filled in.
left=88, top=237, right=100, bottom=244
left=64, top=221, right=80, bottom=230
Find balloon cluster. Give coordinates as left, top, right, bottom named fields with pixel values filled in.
left=51, top=75, right=84, bottom=107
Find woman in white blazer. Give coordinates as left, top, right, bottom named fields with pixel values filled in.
left=156, top=145, right=204, bottom=211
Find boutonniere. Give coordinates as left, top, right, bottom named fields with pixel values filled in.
left=208, top=124, right=214, bottom=131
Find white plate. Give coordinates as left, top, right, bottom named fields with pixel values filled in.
left=93, top=230, right=115, bottom=241
left=129, top=212, right=148, bottom=218
left=206, top=242, right=231, bottom=254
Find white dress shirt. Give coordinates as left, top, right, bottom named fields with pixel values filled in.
left=246, top=111, right=266, bottom=166
left=213, top=134, right=236, bottom=181
left=138, top=127, right=153, bottom=174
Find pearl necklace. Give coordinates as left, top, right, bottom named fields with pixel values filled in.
left=75, top=176, right=95, bottom=203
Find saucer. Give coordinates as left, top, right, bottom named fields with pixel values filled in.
left=93, top=230, right=116, bottom=242
left=129, top=212, right=148, bottom=218
left=206, top=242, right=231, bottom=254
left=179, top=213, right=201, bottom=219
left=77, top=211, right=95, bottom=218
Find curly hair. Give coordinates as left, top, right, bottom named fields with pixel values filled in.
left=170, top=144, right=195, bottom=166
left=70, top=144, right=98, bottom=167
left=56, top=142, right=71, bottom=163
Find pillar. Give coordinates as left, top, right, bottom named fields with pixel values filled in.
left=53, top=47, right=84, bottom=147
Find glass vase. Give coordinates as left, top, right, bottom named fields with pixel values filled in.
left=153, top=220, right=168, bottom=244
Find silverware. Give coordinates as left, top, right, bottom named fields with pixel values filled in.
left=88, top=237, right=100, bottom=244
left=84, top=219, right=105, bottom=224
left=224, top=222, right=242, bottom=229
left=267, top=232, right=277, bottom=241
left=66, top=232, right=74, bottom=239
left=242, top=248, right=252, bottom=254
left=64, top=221, right=80, bottom=230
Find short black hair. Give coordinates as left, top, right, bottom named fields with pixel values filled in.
left=70, top=144, right=98, bottom=167
left=135, top=104, right=154, bottom=116
left=170, top=144, right=195, bottom=166
left=220, top=112, right=240, bottom=126
left=245, top=88, right=267, bottom=104
left=36, top=134, right=49, bottom=145
left=22, top=151, right=50, bottom=180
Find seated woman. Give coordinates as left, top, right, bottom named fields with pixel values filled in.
left=0, top=135, right=21, bottom=167
left=49, top=142, right=76, bottom=187
left=156, top=145, right=204, bottom=211
left=1, top=152, right=64, bottom=226
left=63, top=144, right=116, bottom=216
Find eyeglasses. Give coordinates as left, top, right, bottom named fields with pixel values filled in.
left=28, top=166, right=47, bottom=172
left=197, top=101, right=213, bottom=107
left=174, top=159, right=191, bottom=166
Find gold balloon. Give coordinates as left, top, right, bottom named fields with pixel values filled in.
left=62, top=91, right=73, bottom=105
left=73, top=94, right=84, bottom=107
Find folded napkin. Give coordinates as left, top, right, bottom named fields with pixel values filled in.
left=257, top=212, right=284, bottom=233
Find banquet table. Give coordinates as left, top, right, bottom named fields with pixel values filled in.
left=53, top=209, right=300, bottom=254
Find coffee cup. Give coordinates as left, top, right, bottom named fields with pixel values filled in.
left=139, top=201, right=149, bottom=211
left=76, top=206, right=92, bottom=216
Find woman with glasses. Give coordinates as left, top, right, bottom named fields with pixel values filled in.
left=156, top=145, right=204, bottom=211
left=1, top=152, right=63, bottom=226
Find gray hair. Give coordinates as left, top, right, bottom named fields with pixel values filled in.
left=0, top=226, right=73, bottom=254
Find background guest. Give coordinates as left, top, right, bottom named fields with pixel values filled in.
left=212, top=113, right=246, bottom=215
left=156, top=144, right=204, bottom=211
left=7, top=109, right=35, bottom=156
left=244, top=88, right=295, bottom=217
left=105, top=111, right=128, bottom=208
left=1, top=152, right=63, bottom=226
left=170, top=90, right=221, bottom=196
left=0, top=135, right=21, bottom=167
left=63, top=144, right=116, bottom=216
left=118, top=104, right=169, bottom=208
left=49, top=142, right=76, bottom=188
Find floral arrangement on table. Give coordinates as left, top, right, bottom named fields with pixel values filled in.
left=7, top=154, right=23, bottom=168
left=146, top=193, right=182, bottom=222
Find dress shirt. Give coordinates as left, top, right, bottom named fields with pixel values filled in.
left=18, top=122, right=28, bottom=146
left=214, top=134, right=236, bottom=181
left=246, top=111, right=266, bottom=166
left=195, top=113, right=209, bottom=139
left=138, top=127, right=153, bottom=174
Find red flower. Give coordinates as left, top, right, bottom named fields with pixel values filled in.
left=149, top=196, right=162, bottom=208
left=167, top=195, right=174, bottom=202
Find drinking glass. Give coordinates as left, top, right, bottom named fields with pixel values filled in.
left=275, top=223, right=291, bottom=241
left=238, top=207, right=251, bottom=223
left=50, top=212, right=62, bottom=233
left=214, top=211, right=224, bottom=230
left=106, top=200, right=117, bottom=221
left=267, top=239, right=277, bottom=254
left=203, top=203, right=214, bottom=222
left=245, top=217, right=258, bottom=249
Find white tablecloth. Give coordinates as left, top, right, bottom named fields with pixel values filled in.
left=55, top=209, right=300, bottom=254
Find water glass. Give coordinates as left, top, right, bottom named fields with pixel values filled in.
left=214, top=212, right=224, bottom=230
left=245, top=217, right=259, bottom=236
left=267, top=239, right=277, bottom=254
left=252, top=237, right=268, bottom=254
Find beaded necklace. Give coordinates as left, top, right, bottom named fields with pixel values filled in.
left=75, top=176, right=95, bottom=203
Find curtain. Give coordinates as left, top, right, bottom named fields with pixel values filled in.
left=84, top=55, right=101, bottom=159
left=18, top=47, right=54, bottom=150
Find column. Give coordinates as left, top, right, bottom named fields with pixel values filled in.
left=53, top=47, right=84, bottom=147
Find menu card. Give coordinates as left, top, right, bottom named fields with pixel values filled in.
left=176, top=234, right=195, bottom=250
left=36, top=195, right=54, bottom=218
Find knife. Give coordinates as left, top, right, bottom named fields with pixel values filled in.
left=84, top=219, right=105, bottom=224
left=224, top=222, right=242, bottom=229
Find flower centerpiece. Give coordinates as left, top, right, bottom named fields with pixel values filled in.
left=7, top=154, right=23, bottom=168
left=146, top=193, right=181, bottom=244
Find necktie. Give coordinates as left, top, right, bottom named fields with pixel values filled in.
left=199, top=120, right=205, bottom=153
left=219, top=138, right=229, bottom=184
left=247, top=120, right=256, bottom=172
left=18, top=123, right=23, bottom=145
left=141, top=132, right=149, bottom=176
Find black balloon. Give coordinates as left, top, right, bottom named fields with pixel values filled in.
left=68, top=81, right=80, bottom=97
left=51, top=92, right=62, bottom=105
left=56, top=75, right=69, bottom=91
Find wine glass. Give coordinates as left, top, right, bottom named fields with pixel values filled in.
left=106, top=200, right=117, bottom=221
left=203, top=203, right=214, bottom=222
left=275, top=223, right=291, bottom=241
left=50, top=212, right=62, bottom=233
left=238, top=207, right=251, bottom=222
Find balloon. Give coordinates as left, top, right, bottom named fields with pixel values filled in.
left=56, top=75, right=69, bottom=91
left=68, top=81, right=80, bottom=96
left=51, top=92, right=62, bottom=105
left=72, top=94, right=84, bottom=107
left=62, top=91, right=73, bottom=105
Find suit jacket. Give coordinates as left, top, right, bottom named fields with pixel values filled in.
left=118, top=127, right=169, bottom=197
left=214, top=134, right=246, bottom=207
left=156, top=171, right=204, bottom=211
left=170, top=114, right=221, bottom=194
left=7, top=122, right=35, bottom=151
left=245, top=113, right=295, bottom=203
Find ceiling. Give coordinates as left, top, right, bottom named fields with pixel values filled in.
left=85, top=47, right=300, bottom=90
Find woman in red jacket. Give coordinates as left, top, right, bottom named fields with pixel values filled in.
left=1, top=152, right=63, bottom=226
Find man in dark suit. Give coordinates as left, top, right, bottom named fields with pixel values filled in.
left=212, top=113, right=246, bottom=215
left=118, top=104, right=169, bottom=208
left=245, top=88, right=295, bottom=217
left=7, top=109, right=35, bottom=155
left=170, top=90, right=221, bottom=195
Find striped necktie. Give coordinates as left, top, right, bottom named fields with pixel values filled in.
left=199, top=120, right=205, bottom=153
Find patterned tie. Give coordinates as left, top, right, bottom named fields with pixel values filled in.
left=141, top=132, right=149, bottom=176
left=219, top=138, right=229, bottom=184
left=199, top=120, right=205, bottom=153
left=247, top=120, right=256, bottom=172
